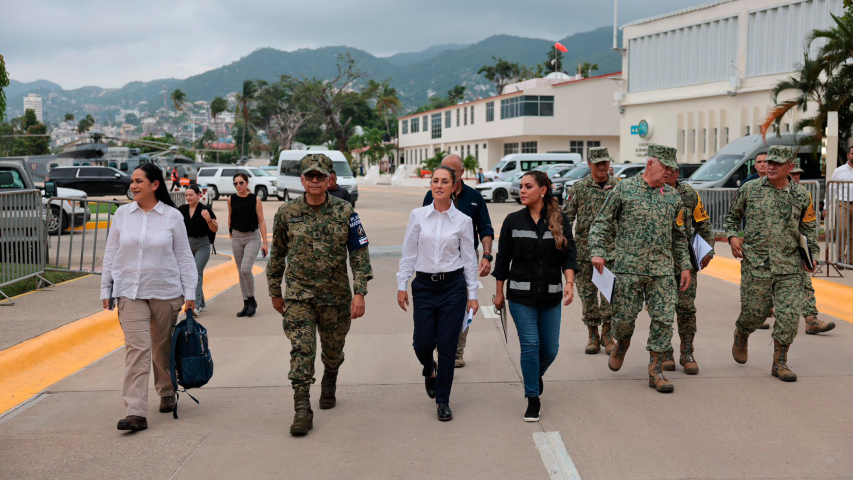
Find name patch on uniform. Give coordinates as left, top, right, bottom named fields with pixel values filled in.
left=693, top=193, right=710, bottom=222
left=676, top=210, right=685, bottom=226
left=287, top=216, right=304, bottom=223
left=347, top=212, right=369, bottom=252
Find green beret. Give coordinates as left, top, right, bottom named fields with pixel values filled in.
left=301, top=153, right=332, bottom=175
left=588, top=147, right=612, bottom=164
left=646, top=144, right=678, bottom=169
left=766, top=145, right=795, bottom=164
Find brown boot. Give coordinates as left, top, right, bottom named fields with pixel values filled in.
left=585, top=326, right=601, bottom=354
left=159, top=395, right=176, bottom=413
left=319, top=369, right=338, bottom=410
left=772, top=340, right=797, bottom=382
left=290, top=389, right=314, bottom=436
left=601, top=322, right=616, bottom=355
left=679, top=333, right=699, bottom=375
left=117, top=415, right=148, bottom=431
left=732, top=329, right=749, bottom=364
left=805, top=315, right=835, bottom=335
left=662, top=349, right=676, bottom=371
left=648, top=351, right=674, bottom=393
left=608, top=339, right=630, bottom=371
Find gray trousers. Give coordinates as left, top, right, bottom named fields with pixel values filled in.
left=231, top=229, right=261, bottom=300
left=189, top=237, right=211, bottom=308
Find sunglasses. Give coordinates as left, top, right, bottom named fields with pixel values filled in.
left=233, top=181, right=246, bottom=186
left=303, top=173, right=327, bottom=182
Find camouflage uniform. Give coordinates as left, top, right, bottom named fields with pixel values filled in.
left=563, top=149, right=616, bottom=329
left=724, top=148, right=818, bottom=346
left=588, top=145, right=691, bottom=353
left=672, top=182, right=715, bottom=335
left=266, top=155, right=373, bottom=391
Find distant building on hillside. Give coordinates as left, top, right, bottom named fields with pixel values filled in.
left=23, top=94, right=43, bottom=122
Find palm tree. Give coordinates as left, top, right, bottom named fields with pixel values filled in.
left=234, top=80, right=258, bottom=157
left=209, top=96, right=227, bottom=144
left=170, top=89, right=188, bottom=113
left=375, top=81, right=402, bottom=135
left=64, top=113, right=74, bottom=124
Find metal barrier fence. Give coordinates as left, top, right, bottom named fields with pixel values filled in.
left=0, top=189, right=51, bottom=304
left=824, top=180, right=853, bottom=270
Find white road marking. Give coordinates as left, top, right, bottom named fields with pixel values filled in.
left=480, top=305, right=500, bottom=319
left=533, top=431, right=581, bottom=480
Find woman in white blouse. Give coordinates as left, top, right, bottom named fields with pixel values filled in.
left=396, top=166, right=479, bottom=422
left=101, top=163, right=198, bottom=432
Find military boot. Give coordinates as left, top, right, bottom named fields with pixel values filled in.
left=319, top=369, right=338, bottom=410
left=601, top=323, right=616, bottom=355
left=772, top=340, right=797, bottom=382
left=732, top=329, right=749, bottom=364
left=679, top=333, right=699, bottom=375
left=290, top=389, right=313, bottom=436
left=662, top=349, right=676, bottom=371
left=648, top=351, right=674, bottom=393
left=608, top=339, right=630, bottom=371
left=585, top=326, right=601, bottom=354
left=805, top=315, right=835, bottom=335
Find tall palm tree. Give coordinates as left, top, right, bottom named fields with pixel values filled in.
left=234, top=80, right=258, bottom=157
left=170, top=89, right=188, bottom=113
left=209, top=96, right=227, bottom=146
left=375, top=82, right=402, bottom=135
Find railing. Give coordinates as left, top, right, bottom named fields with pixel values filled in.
left=824, top=180, right=853, bottom=270
left=0, top=189, right=51, bottom=304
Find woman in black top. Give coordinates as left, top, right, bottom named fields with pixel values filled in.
left=228, top=172, right=268, bottom=317
left=492, top=170, right=577, bottom=422
left=178, top=185, right=218, bottom=314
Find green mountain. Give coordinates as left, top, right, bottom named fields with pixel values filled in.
left=4, top=26, right=621, bottom=123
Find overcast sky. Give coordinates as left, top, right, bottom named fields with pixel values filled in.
left=1, top=0, right=708, bottom=89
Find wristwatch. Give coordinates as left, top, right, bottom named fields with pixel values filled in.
left=482, top=253, right=493, bottom=262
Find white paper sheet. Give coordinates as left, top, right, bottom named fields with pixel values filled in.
left=692, top=234, right=714, bottom=271
left=462, top=308, right=474, bottom=332
left=592, top=266, right=616, bottom=303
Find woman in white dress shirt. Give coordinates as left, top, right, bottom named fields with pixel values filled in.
left=101, top=163, right=198, bottom=432
left=397, top=166, right=479, bottom=422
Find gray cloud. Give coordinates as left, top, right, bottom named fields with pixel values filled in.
left=1, top=0, right=702, bottom=89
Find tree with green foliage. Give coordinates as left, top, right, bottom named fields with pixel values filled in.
left=0, top=110, right=50, bottom=156
left=195, top=128, right=216, bottom=150
left=544, top=48, right=565, bottom=74
left=76, top=114, right=95, bottom=134
left=462, top=154, right=479, bottom=179
left=0, top=55, right=8, bottom=122
left=209, top=96, right=227, bottom=143
left=231, top=121, right=254, bottom=154
left=64, top=113, right=74, bottom=124
left=375, top=80, right=402, bottom=135
left=447, top=85, right=466, bottom=104
left=234, top=80, right=258, bottom=157
left=478, top=57, right=521, bottom=95
left=579, top=62, right=599, bottom=78
left=124, top=113, right=139, bottom=125
left=421, top=149, right=446, bottom=174
left=412, top=96, right=453, bottom=115
left=171, top=89, right=188, bottom=112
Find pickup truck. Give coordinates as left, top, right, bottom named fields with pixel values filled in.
left=0, top=159, right=90, bottom=235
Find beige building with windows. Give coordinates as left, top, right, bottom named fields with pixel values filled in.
left=617, top=0, right=844, bottom=163
left=397, top=72, right=623, bottom=171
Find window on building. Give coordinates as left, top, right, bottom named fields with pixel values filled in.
left=745, top=126, right=750, bottom=136
left=470, top=106, right=474, bottom=124
left=713, top=128, right=718, bottom=152
left=483, top=143, right=487, bottom=149
left=464, top=107, right=468, bottom=126
left=501, top=97, right=522, bottom=119
left=504, top=143, right=519, bottom=155
left=785, top=123, right=791, bottom=132
left=402, top=119, right=408, bottom=134
left=521, top=141, right=538, bottom=153
left=431, top=113, right=442, bottom=140
left=411, top=117, right=419, bottom=133
left=570, top=141, right=584, bottom=159
left=445, top=111, right=451, bottom=129
left=486, top=102, right=494, bottom=122
left=679, top=130, right=686, bottom=153
left=423, top=116, right=428, bottom=131
left=701, top=129, right=707, bottom=154
left=586, top=141, right=601, bottom=159
left=690, top=130, right=696, bottom=154
left=475, top=143, right=479, bottom=160
left=725, top=127, right=729, bottom=145
left=456, top=109, right=460, bottom=127
left=501, top=96, right=555, bottom=119
left=466, top=145, right=471, bottom=159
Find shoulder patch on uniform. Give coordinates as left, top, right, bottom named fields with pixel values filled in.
left=347, top=212, right=369, bottom=252
left=803, top=192, right=816, bottom=223
left=693, top=192, right=710, bottom=222
left=676, top=209, right=685, bottom=226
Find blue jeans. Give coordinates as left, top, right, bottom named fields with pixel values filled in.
left=508, top=302, right=561, bottom=398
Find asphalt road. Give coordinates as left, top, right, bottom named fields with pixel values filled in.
left=2, top=184, right=851, bottom=479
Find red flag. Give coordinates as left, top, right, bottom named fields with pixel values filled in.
left=555, top=42, right=568, bottom=53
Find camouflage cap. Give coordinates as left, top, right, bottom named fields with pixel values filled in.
left=646, top=144, right=678, bottom=169
left=301, top=153, right=332, bottom=175
left=588, top=147, right=612, bottom=164
left=766, top=145, right=795, bottom=164
left=791, top=158, right=804, bottom=173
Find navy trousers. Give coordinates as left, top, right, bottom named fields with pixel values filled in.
left=411, top=275, right=467, bottom=405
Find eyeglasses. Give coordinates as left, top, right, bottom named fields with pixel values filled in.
left=304, top=173, right=328, bottom=182
left=233, top=181, right=246, bottom=186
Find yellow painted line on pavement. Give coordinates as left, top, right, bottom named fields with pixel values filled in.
left=0, top=257, right=263, bottom=415
left=700, top=256, right=853, bottom=325
left=72, top=220, right=110, bottom=231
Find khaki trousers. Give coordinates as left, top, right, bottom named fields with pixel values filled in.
left=839, top=202, right=853, bottom=265
left=117, top=296, right=183, bottom=417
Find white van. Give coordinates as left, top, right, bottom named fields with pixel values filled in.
left=487, top=153, right=582, bottom=182
left=277, top=150, right=358, bottom=205
left=196, top=166, right=278, bottom=201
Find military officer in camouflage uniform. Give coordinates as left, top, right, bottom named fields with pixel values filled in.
left=563, top=147, right=617, bottom=355
left=589, top=144, right=692, bottom=393
left=726, top=146, right=818, bottom=382
left=789, top=161, right=835, bottom=335
left=267, top=154, right=373, bottom=435
left=662, top=166, right=715, bottom=375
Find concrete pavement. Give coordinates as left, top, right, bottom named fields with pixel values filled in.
left=1, top=185, right=852, bottom=479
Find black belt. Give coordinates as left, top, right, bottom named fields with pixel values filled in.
left=416, top=268, right=463, bottom=282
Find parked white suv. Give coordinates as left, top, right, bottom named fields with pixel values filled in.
left=196, top=166, right=278, bottom=201
left=277, top=149, right=358, bottom=205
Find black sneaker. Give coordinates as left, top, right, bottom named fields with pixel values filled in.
left=539, top=377, right=544, bottom=395
left=437, top=403, right=453, bottom=421
left=524, top=397, right=540, bottom=422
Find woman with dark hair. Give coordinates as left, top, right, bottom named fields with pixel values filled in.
left=179, top=184, right=218, bottom=314
left=396, top=166, right=479, bottom=422
left=228, top=171, right=268, bottom=317
left=493, top=170, right=577, bottom=422
left=101, top=163, right=197, bottom=431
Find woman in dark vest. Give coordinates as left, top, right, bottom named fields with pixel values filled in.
left=492, top=170, right=577, bottom=422
left=228, top=172, right=268, bottom=317
left=178, top=185, right=218, bottom=314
